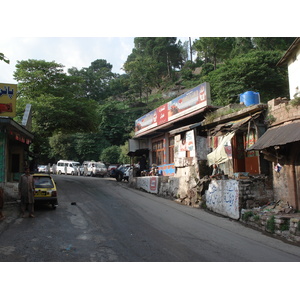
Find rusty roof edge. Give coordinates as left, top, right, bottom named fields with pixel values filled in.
left=133, top=105, right=217, bottom=139
left=0, top=116, right=34, bottom=139
left=202, top=103, right=267, bottom=128
left=247, top=120, right=300, bottom=151
left=277, top=37, right=300, bottom=66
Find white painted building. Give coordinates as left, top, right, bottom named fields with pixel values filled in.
left=277, top=37, right=300, bottom=99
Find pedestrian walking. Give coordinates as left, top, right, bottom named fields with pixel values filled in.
left=19, top=167, right=35, bottom=218
left=52, top=163, right=57, bottom=174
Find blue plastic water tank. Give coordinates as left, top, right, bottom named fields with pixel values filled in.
left=240, top=91, right=260, bottom=106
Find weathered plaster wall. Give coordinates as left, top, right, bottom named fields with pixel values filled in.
left=268, top=98, right=300, bottom=126
left=136, top=176, right=159, bottom=194
left=272, top=163, right=290, bottom=203
left=267, top=99, right=300, bottom=208
left=205, top=179, right=240, bottom=219
left=205, top=178, right=273, bottom=220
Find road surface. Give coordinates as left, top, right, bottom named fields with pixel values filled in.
left=0, top=175, right=300, bottom=262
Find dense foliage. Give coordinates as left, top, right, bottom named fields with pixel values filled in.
left=204, top=50, right=289, bottom=105
left=11, top=37, right=295, bottom=165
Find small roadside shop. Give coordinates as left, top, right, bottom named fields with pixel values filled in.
left=0, top=83, right=34, bottom=201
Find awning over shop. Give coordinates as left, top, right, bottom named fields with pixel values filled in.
left=127, top=148, right=149, bottom=157
left=207, top=131, right=235, bottom=166
left=134, top=106, right=215, bottom=139
left=0, top=116, right=34, bottom=142
left=248, top=121, right=300, bottom=151
left=209, top=112, right=262, bottom=136
left=169, top=122, right=202, bottom=135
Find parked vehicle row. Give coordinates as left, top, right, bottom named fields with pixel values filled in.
left=111, top=164, right=132, bottom=182
left=87, top=161, right=107, bottom=177
left=36, top=160, right=124, bottom=179
left=56, top=160, right=80, bottom=175
left=108, top=165, right=118, bottom=177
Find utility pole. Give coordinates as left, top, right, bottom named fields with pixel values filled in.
left=189, top=37, right=193, bottom=62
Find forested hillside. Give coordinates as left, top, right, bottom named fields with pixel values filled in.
left=12, top=37, right=295, bottom=164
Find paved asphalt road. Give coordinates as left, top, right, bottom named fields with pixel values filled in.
left=0, top=175, right=300, bottom=262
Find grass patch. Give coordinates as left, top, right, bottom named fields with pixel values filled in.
left=242, top=211, right=253, bottom=221
left=204, top=107, right=243, bottom=124
left=266, top=215, right=275, bottom=233
left=253, top=214, right=260, bottom=222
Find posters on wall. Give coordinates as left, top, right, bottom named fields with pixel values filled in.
left=174, top=130, right=195, bottom=166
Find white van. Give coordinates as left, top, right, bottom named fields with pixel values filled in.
left=87, top=161, right=107, bottom=177
left=56, top=160, right=80, bottom=175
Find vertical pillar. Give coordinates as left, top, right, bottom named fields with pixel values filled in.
left=0, top=132, right=6, bottom=183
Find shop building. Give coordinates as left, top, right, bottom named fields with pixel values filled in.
left=0, top=83, right=33, bottom=201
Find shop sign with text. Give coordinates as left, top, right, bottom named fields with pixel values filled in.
left=0, top=83, right=17, bottom=117
left=134, top=82, right=211, bottom=135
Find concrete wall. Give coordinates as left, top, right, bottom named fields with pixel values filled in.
left=131, top=174, right=273, bottom=220
left=205, top=178, right=273, bottom=220
left=205, top=179, right=240, bottom=219
left=287, top=44, right=300, bottom=99
left=136, top=176, right=159, bottom=194
left=268, top=98, right=300, bottom=126
left=1, top=182, right=19, bottom=201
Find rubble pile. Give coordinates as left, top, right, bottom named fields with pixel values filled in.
left=241, top=200, right=300, bottom=243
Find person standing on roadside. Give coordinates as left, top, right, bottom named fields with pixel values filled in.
left=19, top=167, right=35, bottom=218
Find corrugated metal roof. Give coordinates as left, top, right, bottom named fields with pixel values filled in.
left=209, top=112, right=262, bottom=136
left=169, top=122, right=202, bottom=135
left=248, top=121, right=300, bottom=150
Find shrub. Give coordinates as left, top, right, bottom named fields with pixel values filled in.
left=266, top=215, right=275, bottom=233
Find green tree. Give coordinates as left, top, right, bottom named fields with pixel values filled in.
left=16, top=93, right=99, bottom=137
left=14, top=60, right=69, bottom=99
left=108, top=74, right=130, bottom=99
left=14, top=59, right=101, bottom=162
left=193, top=37, right=234, bottom=69
left=100, top=145, right=121, bottom=164
left=206, top=50, right=289, bottom=105
left=230, top=38, right=254, bottom=57
left=252, top=37, right=295, bottom=51
left=177, top=40, right=190, bottom=65
left=124, top=37, right=184, bottom=98
left=133, top=37, right=182, bottom=76
left=48, top=133, right=78, bottom=161
left=74, top=132, right=111, bottom=162
left=124, top=54, right=160, bottom=100
left=68, top=59, right=115, bottom=103
left=49, top=132, right=110, bottom=162
left=119, top=141, right=130, bottom=164
left=98, top=100, right=135, bottom=146
left=0, top=52, right=9, bottom=64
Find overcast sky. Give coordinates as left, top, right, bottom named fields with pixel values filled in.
left=0, top=37, right=192, bottom=84
left=2, top=1, right=297, bottom=85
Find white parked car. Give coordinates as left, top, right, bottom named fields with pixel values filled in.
left=87, top=162, right=107, bottom=177
left=38, top=165, right=47, bottom=173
